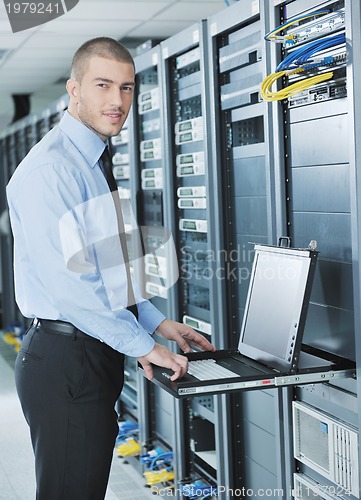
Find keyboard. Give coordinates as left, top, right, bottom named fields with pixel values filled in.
left=187, top=359, right=239, bottom=381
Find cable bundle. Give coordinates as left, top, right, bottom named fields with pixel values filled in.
left=260, top=68, right=334, bottom=102
left=276, top=33, right=345, bottom=71
left=261, top=10, right=345, bottom=102
left=141, top=447, right=175, bottom=492
left=264, top=10, right=329, bottom=45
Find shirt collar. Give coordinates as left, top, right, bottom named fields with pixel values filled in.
left=59, top=111, right=107, bottom=168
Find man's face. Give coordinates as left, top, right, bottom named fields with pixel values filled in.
left=70, top=56, right=135, bottom=140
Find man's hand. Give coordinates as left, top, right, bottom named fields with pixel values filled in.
left=137, top=319, right=216, bottom=382
left=137, top=343, right=188, bottom=382
left=155, top=319, right=216, bottom=354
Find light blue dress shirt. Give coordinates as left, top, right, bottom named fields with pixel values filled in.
left=6, top=111, right=166, bottom=357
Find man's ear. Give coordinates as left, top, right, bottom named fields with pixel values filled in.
left=66, top=79, right=79, bottom=99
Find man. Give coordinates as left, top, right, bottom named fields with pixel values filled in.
left=7, top=37, right=215, bottom=500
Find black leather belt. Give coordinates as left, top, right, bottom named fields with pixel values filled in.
left=35, top=318, right=97, bottom=341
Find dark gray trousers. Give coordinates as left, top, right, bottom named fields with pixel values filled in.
left=15, top=323, right=124, bottom=500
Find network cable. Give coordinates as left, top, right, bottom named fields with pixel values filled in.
left=140, top=447, right=164, bottom=465
left=264, top=9, right=329, bottom=44
left=276, top=33, right=346, bottom=71
left=148, top=451, right=174, bottom=471
left=260, top=68, right=334, bottom=102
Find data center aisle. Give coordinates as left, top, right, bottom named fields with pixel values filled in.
left=0, top=338, right=154, bottom=500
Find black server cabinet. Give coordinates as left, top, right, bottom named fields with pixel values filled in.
left=114, top=45, right=177, bottom=473
left=269, top=1, right=359, bottom=498
left=109, top=114, right=139, bottom=418
left=160, top=21, right=222, bottom=494
left=0, top=96, right=67, bottom=332
left=207, top=1, right=289, bottom=496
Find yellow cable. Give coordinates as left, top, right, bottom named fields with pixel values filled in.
left=265, top=11, right=328, bottom=42
left=260, top=69, right=334, bottom=101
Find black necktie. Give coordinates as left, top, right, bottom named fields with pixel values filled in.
left=99, top=146, right=138, bottom=319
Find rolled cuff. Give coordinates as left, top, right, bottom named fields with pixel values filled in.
left=137, top=300, right=166, bottom=334
left=119, top=326, right=156, bottom=357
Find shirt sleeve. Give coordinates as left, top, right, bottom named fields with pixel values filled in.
left=131, top=278, right=166, bottom=333
left=8, top=162, right=159, bottom=357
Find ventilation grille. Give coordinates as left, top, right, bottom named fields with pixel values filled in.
left=293, top=401, right=359, bottom=497
left=334, top=425, right=354, bottom=492
left=295, top=407, right=330, bottom=472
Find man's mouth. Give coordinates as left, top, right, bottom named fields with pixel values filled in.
left=104, top=112, right=122, bottom=122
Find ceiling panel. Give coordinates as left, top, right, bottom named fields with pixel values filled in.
left=0, top=0, right=227, bottom=127
left=50, top=1, right=175, bottom=21
left=155, top=1, right=223, bottom=20
left=35, top=19, right=140, bottom=35
left=0, top=33, right=31, bottom=48
left=130, top=20, right=196, bottom=38
left=17, top=33, right=110, bottom=48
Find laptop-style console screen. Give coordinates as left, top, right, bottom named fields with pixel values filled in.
left=238, top=245, right=318, bottom=372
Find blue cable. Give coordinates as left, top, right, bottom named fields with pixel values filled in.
left=140, top=447, right=164, bottom=465
left=276, top=32, right=345, bottom=71
left=277, top=32, right=345, bottom=70
left=149, top=451, right=174, bottom=470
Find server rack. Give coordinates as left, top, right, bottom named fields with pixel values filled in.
left=114, top=44, right=178, bottom=477
left=159, top=20, right=227, bottom=495
left=206, top=1, right=289, bottom=496
left=260, top=0, right=357, bottom=497
left=109, top=117, right=140, bottom=421
left=0, top=95, right=67, bottom=331
left=265, top=1, right=359, bottom=498
left=0, top=1, right=360, bottom=496
left=0, top=124, right=17, bottom=329
left=206, top=0, right=359, bottom=497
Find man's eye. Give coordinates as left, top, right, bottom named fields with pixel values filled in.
left=98, top=83, right=107, bottom=88
left=122, top=86, right=133, bottom=92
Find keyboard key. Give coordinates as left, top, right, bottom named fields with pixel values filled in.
left=187, top=359, right=238, bottom=381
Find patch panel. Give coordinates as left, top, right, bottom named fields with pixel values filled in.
left=288, top=76, right=346, bottom=107
left=285, top=7, right=345, bottom=48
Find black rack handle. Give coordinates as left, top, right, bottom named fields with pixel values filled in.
left=278, top=236, right=291, bottom=248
